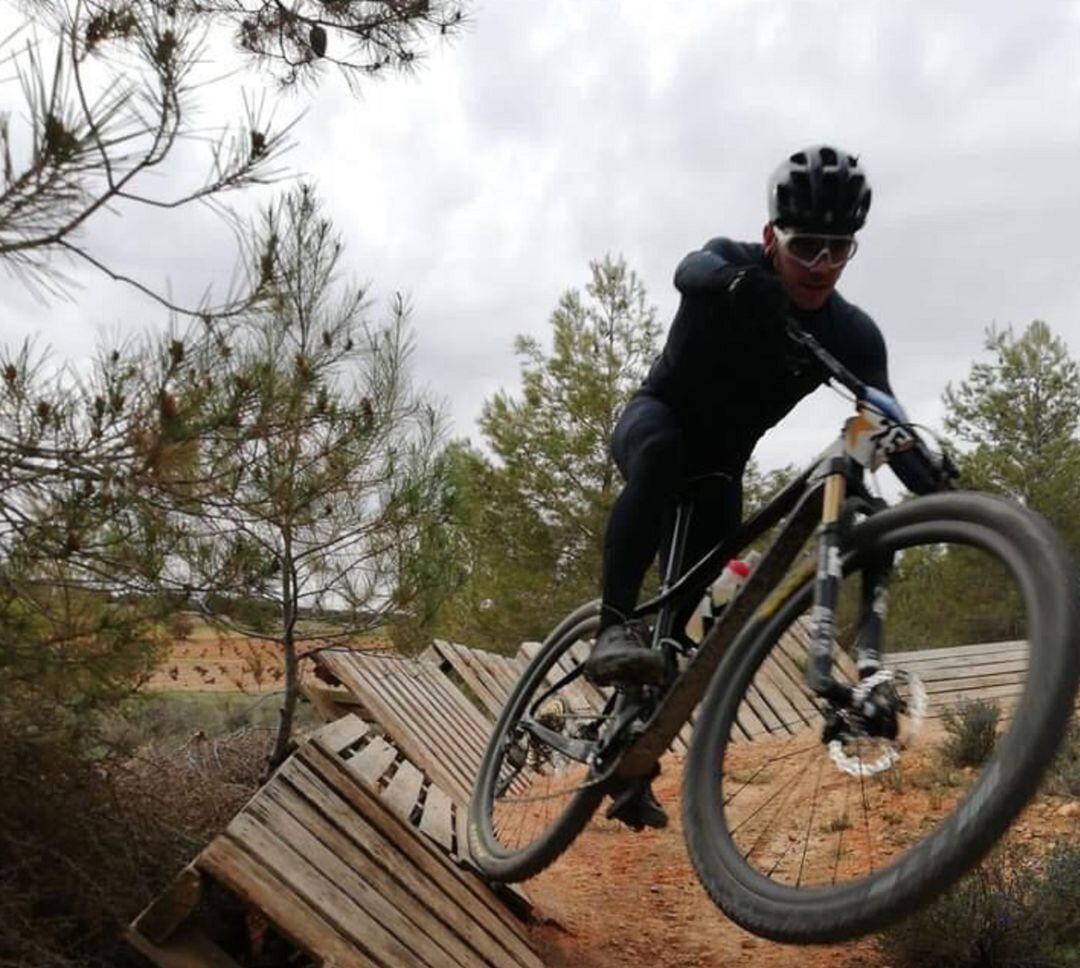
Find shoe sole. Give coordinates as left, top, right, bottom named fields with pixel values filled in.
left=584, top=653, right=665, bottom=688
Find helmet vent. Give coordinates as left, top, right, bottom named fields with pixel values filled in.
left=768, top=144, right=871, bottom=233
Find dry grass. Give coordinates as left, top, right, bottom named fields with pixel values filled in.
left=0, top=728, right=273, bottom=967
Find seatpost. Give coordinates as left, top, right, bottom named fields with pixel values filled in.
left=657, top=499, right=692, bottom=641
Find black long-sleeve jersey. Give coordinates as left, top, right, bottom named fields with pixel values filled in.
left=640, top=237, right=892, bottom=470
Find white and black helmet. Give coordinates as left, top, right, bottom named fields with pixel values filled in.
left=768, top=145, right=871, bottom=234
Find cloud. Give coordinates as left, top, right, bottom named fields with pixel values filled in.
left=3, top=0, right=1079, bottom=480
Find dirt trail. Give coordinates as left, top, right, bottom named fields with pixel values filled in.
left=524, top=761, right=878, bottom=967
left=522, top=754, right=1078, bottom=968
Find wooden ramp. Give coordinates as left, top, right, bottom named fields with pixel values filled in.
left=422, top=624, right=851, bottom=752
left=423, top=639, right=529, bottom=720
left=886, top=639, right=1032, bottom=716
left=314, top=650, right=493, bottom=807
left=128, top=716, right=544, bottom=968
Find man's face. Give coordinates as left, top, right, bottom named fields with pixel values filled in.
left=763, top=223, right=851, bottom=311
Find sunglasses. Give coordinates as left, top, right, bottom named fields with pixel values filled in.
left=773, top=226, right=858, bottom=268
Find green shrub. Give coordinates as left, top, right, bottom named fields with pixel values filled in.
left=880, top=840, right=1080, bottom=968
left=1044, top=716, right=1080, bottom=798
left=165, top=610, right=196, bottom=641
left=941, top=698, right=1001, bottom=768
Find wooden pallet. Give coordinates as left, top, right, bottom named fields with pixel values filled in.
left=422, top=639, right=528, bottom=720
left=127, top=716, right=544, bottom=968
left=315, top=650, right=494, bottom=807
left=885, top=639, right=1033, bottom=716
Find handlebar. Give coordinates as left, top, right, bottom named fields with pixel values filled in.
left=784, top=317, right=960, bottom=490
left=784, top=317, right=867, bottom=400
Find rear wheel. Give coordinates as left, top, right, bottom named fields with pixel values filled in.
left=468, top=601, right=621, bottom=882
left=684, top=493, right=1080, bottom=942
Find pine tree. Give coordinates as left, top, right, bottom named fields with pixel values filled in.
left=429, top=255, right=661, bottom=651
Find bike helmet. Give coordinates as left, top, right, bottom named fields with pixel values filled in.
left=768, top=145, right=871, bottom=234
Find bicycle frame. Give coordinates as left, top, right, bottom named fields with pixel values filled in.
left=614, top=447, right=871, bottom=779
left=607, top=322, right=921, bottom=780
left=517, top=320, right=930, bottom=784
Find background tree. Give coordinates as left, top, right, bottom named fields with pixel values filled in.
left=0, top=3, right=472, bottom=956
left=943, top=320, right=1080, bottom=549
left=886, top=321, right=1080, bottom=650
left=1, top=0, right=468, bottom=308
left=409, top=255, right=662, bottom=652
left=163, top=185, right=449, bottom=767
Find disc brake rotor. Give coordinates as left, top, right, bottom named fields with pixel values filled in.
left=827, top=669, right=928, bottom=777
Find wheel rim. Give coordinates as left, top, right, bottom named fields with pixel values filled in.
left=480, top=615, right=621, bottom=860
left=708, top=520, right=1039, bottom=895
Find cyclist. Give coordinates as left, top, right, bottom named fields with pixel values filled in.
left=584, top=144, right=941, bottom=830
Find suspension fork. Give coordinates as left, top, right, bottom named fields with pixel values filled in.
left=806, top=458, right=855, bottom=704
left=855, top=549, right=893, bottom=678
left=806, top=460, right=897, bottom=700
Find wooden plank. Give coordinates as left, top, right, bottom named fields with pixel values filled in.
left=926, top=682, right=1026, bottom=710
left=889, top=639, right=1027, bottom=662
left=306, top=714, right=370, bottom=756
left=373, top=660, right=486, bottom=798
left=326, top=654, right=475, bottom=804
left=444, top=641, right=509, bottom=715
left=735, top=700, right=770, bottom=740
left=367, top=652, right=492, bottom=760
left=752, top=664, right=811, bottom=732
left=131, top=865, right=203, bottom=944
left=740, top=682, right=784, bottom=734
left=301, top=681, right=350, bottom=723
left=298, top=745, right=541, bottom=963
left=919, top=670, right=1026, bottom=696
left=198, top=837, right=377, bottom=968
left=477, top=649, right=524, bottom=690
left=894, top=657, right=1028, bottom=680
left=558, top=648, right=610, bottom=713
left=381, top=759, right=426, bottom=822
left=895, top=651, right=1029, bottom=674
left=430, top=640, right=506, bottom=718
left=427, top=656, right=500, bottom=738
left=282, top=760, right=505, bottom=964
left=785, top=621, right=858, bottom=683
left=225, top=810, right=428, bottom=967
left=419, top=784, right=455, bottom=853
left=413, top=662, right=494, bottom=756
left=894, top=643, right=1028, bottom=663
left=346, top=735, right=399, bottom=788
left=525, top=636, right=606, bottom=715
left=295, top=747, right=543, bottom=967
left=760, top=654, right=818, bottom=721
left=469, top=648, right=524, bottom=703
left=125, top=923, right=242, bottom=968
left=254, top=788, right=478, bottom=968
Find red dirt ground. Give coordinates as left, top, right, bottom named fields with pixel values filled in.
left=524, top=753, right=1079, bottom=968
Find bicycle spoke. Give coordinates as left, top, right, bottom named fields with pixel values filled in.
left=796, top=754, right=826, bottom=886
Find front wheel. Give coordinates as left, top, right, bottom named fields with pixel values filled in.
left=684, top=492, right=1080, bottom=943
left=468, top=600, right=620, bottom=882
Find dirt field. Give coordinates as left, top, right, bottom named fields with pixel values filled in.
left=525, top=754, right=1079, bottom=968
left=145, top=622, right=390, bottom=692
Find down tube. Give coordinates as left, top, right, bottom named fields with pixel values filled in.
left=616, top=485, right=824, bottom=779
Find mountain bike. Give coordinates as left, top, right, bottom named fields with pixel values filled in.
left=467, top=320, right=1080, bottom=943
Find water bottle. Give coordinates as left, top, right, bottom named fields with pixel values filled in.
left=699, top=551, right=760, bottom=637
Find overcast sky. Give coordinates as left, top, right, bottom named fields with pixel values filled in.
left=4, top=0, right=1080, bottom=478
